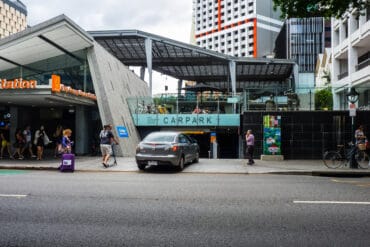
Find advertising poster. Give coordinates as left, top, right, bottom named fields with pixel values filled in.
left=263, top=115, right=281, bottom=155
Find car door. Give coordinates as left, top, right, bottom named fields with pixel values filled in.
left=178, top=134, right=191, bottom=163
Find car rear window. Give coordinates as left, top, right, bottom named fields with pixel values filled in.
left=144, top=133, right=176, bottom=142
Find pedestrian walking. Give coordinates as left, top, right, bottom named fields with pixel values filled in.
left=23, top=125, right=36, bottom=159
left=53, top=124, right=63, bottom=157
left=34, top=125, right=48, bottom=160
left=246, top=129, right=255, bottom=165
left=99, top=124, right=119, bottom=168
left=13, top=128, right=25, bottom=160
left=61, top=129, right=73, bottom=154
left=0, top=124, right=14, bottom=159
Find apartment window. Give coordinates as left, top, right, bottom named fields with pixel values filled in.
left=343, top=20, right=348, bottom=39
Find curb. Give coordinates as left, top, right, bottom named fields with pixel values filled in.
left=0, top=166, right=58, bottom=171
left=1, top=166, right=370, bottom=177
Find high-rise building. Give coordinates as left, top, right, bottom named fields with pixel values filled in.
left=192, top=0, right=282, bottom=58
left=274, top=17, right=330, bottom=109
left=275, top=17, right=329, bottom=73
left=0, top=0, right=27, bottom=39
left=331, top=6, right=370, bottom=110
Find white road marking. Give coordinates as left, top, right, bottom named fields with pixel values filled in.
left=294, top=200, right=370, bottom=205
left=0, top=194, right=27, bottom=198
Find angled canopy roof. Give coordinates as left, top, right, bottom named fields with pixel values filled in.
left=0, top=15, right=95, bottom=107
left=89, top=30, right=296, bottom=89
left=0, top=15, right=94, bottom=72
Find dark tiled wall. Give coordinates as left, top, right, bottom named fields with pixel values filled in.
left=242, top=111, right=370, bottom=159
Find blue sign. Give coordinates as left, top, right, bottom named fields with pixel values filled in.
left=116, top=126, right=129, bottom=138
left=210, top=132, right=216, bottom=136
left=133, top=114, right=240, bottom=127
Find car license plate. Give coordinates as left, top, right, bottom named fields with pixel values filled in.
left=148, top=161, right=158, bottom=166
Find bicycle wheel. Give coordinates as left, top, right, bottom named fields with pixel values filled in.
left=323, top=151, right=343, bottom=168
left=355, top=150, right=369, bottom=169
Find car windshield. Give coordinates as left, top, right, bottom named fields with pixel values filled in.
left=144, top=132, right=177, bottom=142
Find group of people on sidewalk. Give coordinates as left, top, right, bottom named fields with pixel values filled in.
left=0, top=124, right=74, bottom=160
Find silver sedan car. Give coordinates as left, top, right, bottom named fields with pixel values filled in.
left=135, top=131, right=200, bottom=171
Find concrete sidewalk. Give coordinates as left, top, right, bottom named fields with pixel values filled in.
left=0, top=156, right=369, bottom=176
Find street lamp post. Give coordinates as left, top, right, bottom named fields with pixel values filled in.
left=346, top=87, right=359, bottom=168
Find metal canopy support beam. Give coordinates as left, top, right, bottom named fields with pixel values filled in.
left=145, top=38, right=153, bottom=95
left=177, top=79, right=182, bottom=113
left=38, top=35, right=84, bottom=64
left=229, top=60, right=236, bottom=95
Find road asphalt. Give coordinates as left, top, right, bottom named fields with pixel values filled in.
left=0, top=156, right=369, bottom=176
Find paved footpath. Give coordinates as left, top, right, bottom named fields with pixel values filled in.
left=0, top=156, right=369, bottom=176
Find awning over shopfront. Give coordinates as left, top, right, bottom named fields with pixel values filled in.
left=0, top=14, right=94, bottom=71
left=0, top=15, right=96, bottom=107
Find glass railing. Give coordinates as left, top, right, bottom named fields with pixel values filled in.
left=127, top=92, right=243, bottom=115
left=127, top=93, right=242, bottom=127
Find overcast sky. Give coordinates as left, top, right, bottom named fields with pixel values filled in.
left=22, top=0, right=193, bottom=94
left=23, top=0, right=193, bottom=42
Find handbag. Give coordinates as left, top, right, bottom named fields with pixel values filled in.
left=43, top=133, right=51, bottom=146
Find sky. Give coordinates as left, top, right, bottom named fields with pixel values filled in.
left=22, top=0, right=194, bottom=95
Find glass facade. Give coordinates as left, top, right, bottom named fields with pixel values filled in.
left=288, top=18, right=324, bottom=73
left=0, top=49, right=94, bottom=93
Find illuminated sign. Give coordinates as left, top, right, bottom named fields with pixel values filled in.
left=0, top=76, right=96, bottom=101
left=51, top=74, right=97, bottom=101
left=0, top=79, right=37, bottom=89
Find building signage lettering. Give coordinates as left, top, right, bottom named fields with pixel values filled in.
left=162, top=116, right=212, bottom=125
left=135, top=114, right=240, bottom=127
left=0, top=78, right=37, bottom=89
left=51, top=74, right=97, bottom=101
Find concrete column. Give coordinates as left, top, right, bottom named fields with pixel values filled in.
left=75, top=106, right=89, bottom=155
left=145, top=38, right=153, bottom=95
left=140, top=66, right=145, bottom=80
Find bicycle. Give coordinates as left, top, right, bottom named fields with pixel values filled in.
left=322, top=143, right=369, bottom=169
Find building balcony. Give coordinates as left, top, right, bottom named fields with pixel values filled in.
left=333, top=38, right=349, bottom=59
left=351, top=20, right=370, bottom=47
left=352, top=62, right=370, bottom=87
left=355, top=58, right=370, bottom=71
left=337, top=71, right=348, bottom=80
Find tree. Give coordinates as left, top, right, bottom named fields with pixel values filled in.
left=315, top=87, right=333, bottom=110
left=273, top=0, right=370, bottom=18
